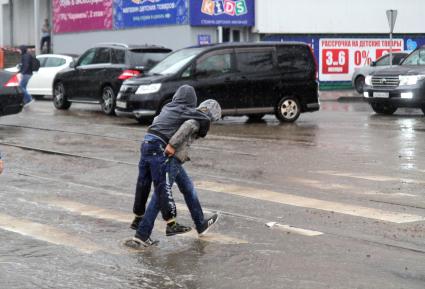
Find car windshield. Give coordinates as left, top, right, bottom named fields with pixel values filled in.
left=148, top=47, right=205, bottom=75
left=402, top=48, right=425, bottom=66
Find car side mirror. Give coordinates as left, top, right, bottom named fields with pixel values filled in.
left=371, top=61, right=376, bottom=67
left=69, top=61, right=77, bottom=68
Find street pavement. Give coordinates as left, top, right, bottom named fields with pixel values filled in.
left=0, top=99, right=425, bottom=289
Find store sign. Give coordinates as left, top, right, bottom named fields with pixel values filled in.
left=198, top=34, right=211, bottom=45
left=319, top=38, right=404, bottom=81
left=114, top=0, right=189, bottom=29
left=52, top=0, right=113, bottom=33
left=190, top=0, right=255, bottom=26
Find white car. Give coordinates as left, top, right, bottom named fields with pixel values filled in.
left=6, top=54, right=76, bottom=98
left=351, top=52, right=408, bottom=94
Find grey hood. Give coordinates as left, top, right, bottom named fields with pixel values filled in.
left=197, top=99, right=222, bottom=122
left=148, top=85, right=211, bottom=141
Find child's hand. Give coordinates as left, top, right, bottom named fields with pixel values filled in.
left=165, top=144, right=176, bottom=156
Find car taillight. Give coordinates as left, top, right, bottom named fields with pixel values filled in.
left=119, top=70, right=141, bottom=80
left=4, top=74, right=19, bottom=87
left=308, top=46, right=318, bottom=80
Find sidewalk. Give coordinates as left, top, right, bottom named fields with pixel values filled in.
left=319, top=89, right=364, bottom=102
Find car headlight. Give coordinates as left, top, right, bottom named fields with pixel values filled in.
left=136, top=83, right=162, bottom=95
left=399, top=75, right=425, bottom=86
left=365, top=75, right=372, bottom=86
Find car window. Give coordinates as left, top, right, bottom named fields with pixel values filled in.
left=149, top=47, right=204, bottom=76
left=196, top=53, right=232, bottom=78
left=37, top=57, right=48, bottom=68
left=277, top=46, right=312, bottom=72
left=376, top=55, right=390, bottom=66
left=92, top=48, right=111, bottom=64
left=128, top=49, right=171, bottom=69
left=236, top=50, right=273, bottom=73
left=392, top=54, right=406, bottom=65
left=78, top=49, right=96, bottom=66
left=112, top=49, right=126, bottom=64
left=402, top=49, right=425, bottom=66
left=44, top=57, right=66, bottom=67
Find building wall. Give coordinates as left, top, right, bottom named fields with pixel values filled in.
left=53, top=25, right=218, bottom=54
left=0, top=0, right=9, bottom=46
left=255, top=0, right=425, bottom=34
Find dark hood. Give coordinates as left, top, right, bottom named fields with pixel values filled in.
left=372, top=65, right=425, bottom=76
left=148, top=85, right=211, bottom=141
left=19, top=45, right=28, bottom=54
left=171, top=85, right=197, bottom=107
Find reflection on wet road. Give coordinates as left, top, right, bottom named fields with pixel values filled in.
left=1, top=100, right=425, bottom=288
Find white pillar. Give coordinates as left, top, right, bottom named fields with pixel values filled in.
left=34, top=0, right=40, bottom=54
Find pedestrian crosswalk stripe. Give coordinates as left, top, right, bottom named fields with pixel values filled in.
left=43, top=199, right=248, bottom=245
left=195, top=181, right=425, bottom=224
left=316, top=170, right=425, bottom=185
left=0, top=213, right=102, bottom=254
left=288, top=177, right=417, bottom=197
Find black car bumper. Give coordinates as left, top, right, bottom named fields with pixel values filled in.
left=0, top=92, right=24, bottom=117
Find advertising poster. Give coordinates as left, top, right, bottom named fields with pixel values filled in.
left=190, top=0, right=255, bottom=26
left=198, top=34, right=212, bottom=45
left=319, top=38, right=404, bottom=81
left=53, top=0, right=113, bottom=33
left=114, top=0, right=189, bottom=29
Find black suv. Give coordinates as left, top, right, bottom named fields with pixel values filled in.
left=52, top=43, right=172, bottom=115
left=116, top=42, right=319, bottom=123
left=364, top=46, right=425, bottom=115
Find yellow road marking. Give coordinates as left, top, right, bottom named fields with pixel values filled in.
left=195, top=181, right=425, bottom=224
left=0, top=213, right=102, bottom=254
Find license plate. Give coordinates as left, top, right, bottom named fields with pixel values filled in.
left=374, top=92, right=389, bottom=98
left=116, top=101, right=127, bottom=109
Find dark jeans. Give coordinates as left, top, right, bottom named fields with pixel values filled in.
left=40, top=36, right=51, bottom=53
left=133, top=134, right=177, bottom=221
left=136, top=157, right=205, bottom=240
left=19, top=74, right=32, bottom=104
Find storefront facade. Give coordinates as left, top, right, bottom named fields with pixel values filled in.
left=2, top=0, right=425, bottom=84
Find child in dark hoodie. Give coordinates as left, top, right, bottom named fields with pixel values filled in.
left=130, top=99, right=222, bottom=247
left=129, top=85, right=211, bottom=246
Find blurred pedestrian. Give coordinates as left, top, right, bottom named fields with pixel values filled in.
left=40, top=19, right=51, bottom=53
left=0, top=151, right=4, bottom=175
left=18, top=45, right=34, bottom=106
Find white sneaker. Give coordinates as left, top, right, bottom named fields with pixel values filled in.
left=24, top=99, right=34, bottom=107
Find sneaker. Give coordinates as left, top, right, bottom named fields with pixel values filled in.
left=198, top=214, right=219, bottom=236
left=24, top=99, right=34, bottom=107
left=128, top=235, right=159, bottom=248
left=166, top=222, right=192, bottom=236
left=130, top=215, right=143, bottom=230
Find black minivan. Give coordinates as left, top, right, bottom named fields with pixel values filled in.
left=116, top=42, right=319, bottom=122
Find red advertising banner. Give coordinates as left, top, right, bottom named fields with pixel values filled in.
left=319, top=38, right=404, bottom=81
left=53, top=0, right=113, bottom=34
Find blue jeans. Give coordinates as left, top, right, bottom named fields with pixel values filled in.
left=133, top=134, right=177, bottom=221
left=19, top=74, right=32, bottom=104
left=136, top=157, right=205, bottom=239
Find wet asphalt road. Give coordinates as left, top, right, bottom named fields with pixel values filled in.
left=0, top=99, right=425, bottom=289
